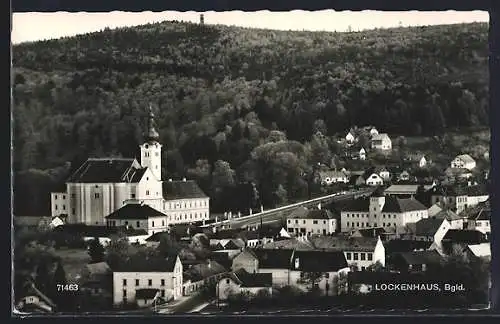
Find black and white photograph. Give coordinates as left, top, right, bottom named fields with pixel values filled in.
left=11, top=9, right=493, bottom=315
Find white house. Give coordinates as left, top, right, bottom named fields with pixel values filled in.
left=450, top=154, right=476, bottom=170
left=105, top=203, right=168, bottom=236
left=112, top=254, right=183, bottom=307
left=216, top=268, right=273, bottom=301
left=50, top=106, right=209, bottom=226
left=319, top=170, right=349, bottom=185
left=464, top=200, right=491, bottom=235
left=345, top=132, right=355, bottom=144
left=308, top=235, right=386, bottom=271
left=419, top=156, right=427, bottom=168
left=340, top=190, right=429, bottom=233
left=286, top=207, right=338, bottom=236
left=371, top=133, right=392, bottom=151
left=429, top=184, right=489, bottom=214
left=359, top=148, right=366, bottom=161
left=365, top=173, right=384, bottom=186
left=408, top=217, right=452, bottom=252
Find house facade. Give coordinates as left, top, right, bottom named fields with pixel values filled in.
left=429, top=185, right=489, bottom=214
left=105, top=203, right=168, bottom=236
left=112, top=255, right=183, bottom=307
left=50, top=107, right=209, bottom=226
left=286, top=207, right=338, bottom=236
left=366, top=173, right=384, bottom=186
left=371, top=133, right=392, bottom=151
left=450, top=154, right=476, bottom=170
left=319, top=170, right=349, bottom=185
left=216, top=269, right=272, bottom=301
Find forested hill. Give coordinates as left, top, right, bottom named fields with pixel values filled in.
left=12, top=21, right=489, bottom=215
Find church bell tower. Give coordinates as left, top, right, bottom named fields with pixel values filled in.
left=140, top=105, right=162, bottom=181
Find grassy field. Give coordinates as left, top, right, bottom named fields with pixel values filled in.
left=54, top=248, right=90, bottom=283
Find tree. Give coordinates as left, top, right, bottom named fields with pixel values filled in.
left=88, top=238, right=105, bottom=263
left=105, top=234, right=133, bottom=269
left=211, top=159, right=236, bottom=194
left=298, top=271, right=325, bottom=294
left=158, top=233, right=180, bottom=257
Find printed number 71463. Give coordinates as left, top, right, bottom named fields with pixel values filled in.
left=57, top=284, right=79, bottom=292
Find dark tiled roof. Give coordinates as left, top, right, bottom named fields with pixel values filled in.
left=208, top=229, right=242, bottom=240
left=381, top=197, right=427, bottom=213
left=163, top=180, right=208, bottom=200
left=463, top=185, right=489, bottom=197
left=414, top=217, right=445, bottom=236
left=135, top=288, right=159, bottom=299
left=291, top=250, right=348, bottom=272
left=184, top=260, right=227, bottom=282
left=396, top=250, right=444, bottom=265
left=113, top=255, right=178, bottom=272
left=309, top=236, right=379, bottom=252
left=67, top=158, right=146, bottom=183
left=232, top=268, right=272, bottom=288
left=253, top=249, right=295, bottom=269
left=289, top=208, right=335, bottom=220
left=145, top=231, right=169, bottom=242
left=384, top=240, right=433, bottom=253
left=262, top=238, right=315, bottom=250
left=105, top=203, right=166, bottom=220
left=53, top=224, right=147, bottom=237
left=434, top=210, right=461, bottom=221
left=353, top=227, right=387, bottom=238
left=442, top=229, right=487, bottom=244
left=342, top=197, right=371, bottom=212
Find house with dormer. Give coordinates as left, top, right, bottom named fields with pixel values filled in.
left=450, top=154, right=476, bottom=170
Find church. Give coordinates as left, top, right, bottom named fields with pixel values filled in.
left=50, top=107, right=210, bottom=227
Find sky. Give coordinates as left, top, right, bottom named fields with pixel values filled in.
left=12, top=10, right=489, bottom=44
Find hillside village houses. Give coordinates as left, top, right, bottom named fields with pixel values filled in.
left=450, top=154, right=476, bottom=170
left=50, top=106, right=209, bottom=227
left=371, top=133, right=392, bottom=151
left=319, top=170, right=349, bottom=185
left=365, top=173, right=384, bottom=186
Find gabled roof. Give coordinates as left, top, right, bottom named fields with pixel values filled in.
left=341, top=197, right=371, bottom=212
left=291, top=250, right=348, bottom=272
left=384, top=239, right=433, bottom=253
left=67, top=158, right=146, bottom=183
left=309, top=236, right=379, bottom=252
left=454, top=154, right=475, bottom=164
left=231, top=268, right=272, bottom=288
left=53, top=224, right=147, bottom=237
left=261, top=238, right=314, bottom=251
left=184, top=260, right=227, bottom=282
left=145, top=231, right=169, bottom=242
left=427, top=203, right=443, bottom=217
left=466, top=243, right=491, bottom=258
left=433, top=209, right=461, bottom=221
left=253, top=249, right=295, bottom=269
left=105, top=203, right=166, bottom=220
left=289, top=208, right=335, bottom=220
left=163, top=180, right=208, bottom=200
left=319, top=170, right=348, bottom=179
left=413, top=217, right=445, bottom=236
left=384, top=185, right=420, bottom=195
left=381, top=197, right=428, bottom=213
left=351, top=227, right=387, bottom=238
left=395, top=250, right=443, bottom=265
left=442, top=229, right=487, bottom=244
left=112, top=255, right=178, bottom=272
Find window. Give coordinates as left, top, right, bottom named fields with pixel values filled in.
left=346, top=252, right=352, bottom=260
left=313, top=220, right=318, bottom=224
left=361, top=253, right=366, bottom=261
left=356, top=222, right=359, bottom=227
left=288, top=220, right=291, bottom=224
left=353, top=253, right=359, bottom=261
left=148, top=279, right=152, bottom=286
left=323, top=220, right=326, bottom=224
left=123, top=289, right=127, bottom=298
left=368, top=253, right=373, bottom=261
left=152, top=221, right=155, bottom=227
left=62, top=195, right=66, bottom=199
left=131, top=193, right=136, bottom=199
left=123, top=279, right=127, bottom=286
left=146, top=190, right=150, bottom=195
left=161, top=279, right=165, bottom=286
left=303, top=220, right=306, bottom=224
left=135, top=279, right=139, bottom=286
left=55, top=205, right=58, bottom=210
left=63, top=205, right=66, bottom=210
left=226, top=279, right=230, bottom=284
left=95, top=193, right=100, bottom=199
left=136, top=221, right=140, bottom=227
left=162, top=220, right=165, bottom=226
left=295, top=220, right=298, bottom=224
left=55, top=195, right=58, bottom=199
left=346, top=222, right=350, bottom=227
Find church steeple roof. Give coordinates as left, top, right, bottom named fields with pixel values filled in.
left=145, top=104, right=160, bottom=143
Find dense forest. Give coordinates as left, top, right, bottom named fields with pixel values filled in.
left=12, top=21, right=489, bottom=215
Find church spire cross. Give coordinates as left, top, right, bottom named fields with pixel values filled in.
left=146, top=104, right=160, bottom=142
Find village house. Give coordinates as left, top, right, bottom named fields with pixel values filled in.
left=237, top=230, right=275, bottom=248
left=307, top=236, right=386, bottom=271
left=398, top=170, right=411, bottom=182
left=463, top=199, right=491, bottom=235
left=462, top=243, right=491, bottom=261
left=251, top=249, right=350, bottom=295
left=389, top=250, right=444, bottom=273
left=49, top=107, right=209, bottom=226
left=286, top=207, right=338, bottom=236
left=231, top=249, right=259, bottom=273
left=370, top=127, right=379, bottom=137
left=105, top=203, right=168, bottom=236
left=182, top=260, right=227, bottom=296
left=433, top=209, right=465, bottom=230
left=339, top=189, right=429, bottom=233
left=111, top=254, right=183, bottom=308
left=428, top=184, right=489, bottom=214
left=440, top=229, right=489, bottom=256
left=371, top=133, right=392, bottom=151
left=365, top=173, right=384, bottom=186
left=404, top=217, right=452, bottom=253
left=345, top=131, right=356, bottom=144
left=444, top=167, right=474, bottom=182
left=450, top=154, right=476, bottom=170
left=216, top=268, right=273, bottom=302
left=319, top=170, right=349, bottom=185
left=427, top=203, right=444, bottom=217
